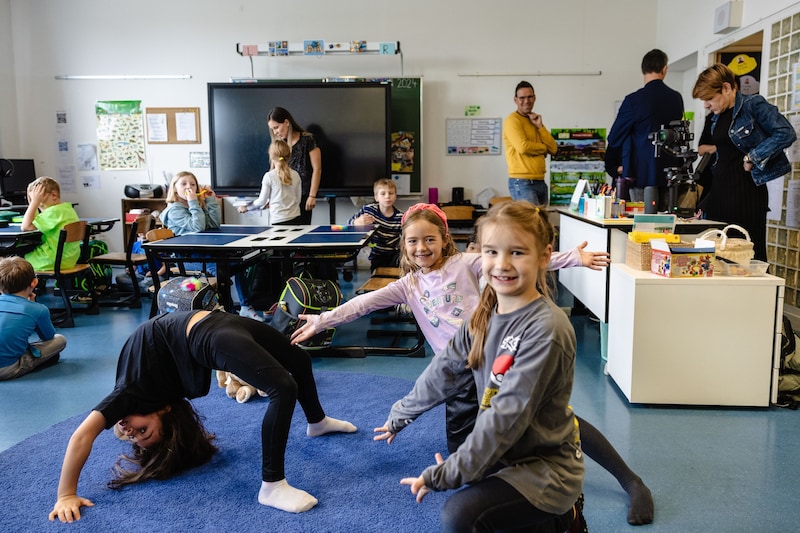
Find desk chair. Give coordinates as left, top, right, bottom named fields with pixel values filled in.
left=35, top=220, right=98, bottom=328
left=90, top=215, right=152, bottom=309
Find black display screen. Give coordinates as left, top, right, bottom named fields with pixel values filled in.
left=208, top=81, right=391, bottom=197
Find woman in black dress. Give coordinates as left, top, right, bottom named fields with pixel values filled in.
left=693, top=64, right=796, bottom=261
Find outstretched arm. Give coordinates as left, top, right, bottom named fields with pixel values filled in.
left=49, top=411, right=106, bottom=523
left=576, top=241, right=610, bottom=271
left=548, top=242, right=610, bottom=271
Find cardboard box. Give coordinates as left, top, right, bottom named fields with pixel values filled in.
left=650, top=240, right=715, bottom=278
left=626, top=240, right=652, bottom=270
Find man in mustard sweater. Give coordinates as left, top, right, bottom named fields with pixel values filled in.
left=502, top=81, right=558, bottom=206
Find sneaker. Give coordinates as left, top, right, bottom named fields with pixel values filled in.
left=238, top=305, right=263, bottom=322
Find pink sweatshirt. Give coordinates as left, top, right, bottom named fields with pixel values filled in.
left=314, top=249, right=581, bottom=355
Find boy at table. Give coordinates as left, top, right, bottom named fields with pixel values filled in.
left=21, top=176, right=79, bottom=271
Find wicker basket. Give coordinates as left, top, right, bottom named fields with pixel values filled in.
left=626, top=239, right=652, bottom=270
left=697, top=224, right=754, bottom=267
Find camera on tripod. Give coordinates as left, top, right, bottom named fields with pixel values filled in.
left=649, top=120, right=709, bottom=217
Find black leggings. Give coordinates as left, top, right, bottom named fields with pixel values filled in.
left=441, top=477, right=576, bottom=533
left=191, top=312, right=326, bottom=481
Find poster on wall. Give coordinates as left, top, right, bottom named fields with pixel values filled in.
left=95, top=100, right=146, bottom=170
left=445, top=118, right=501, bottom=155
left=721, top=52, right=762, bottom=95
left=549, top=128, right=607, bottom=206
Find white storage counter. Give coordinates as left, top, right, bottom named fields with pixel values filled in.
left=606, top=263, right=785, bottom=406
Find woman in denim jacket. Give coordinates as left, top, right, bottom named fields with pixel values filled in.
left=692, top=63, right=796, bottom=260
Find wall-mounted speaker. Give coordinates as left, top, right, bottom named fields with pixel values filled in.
left=714, top=0, right=743, bottom=34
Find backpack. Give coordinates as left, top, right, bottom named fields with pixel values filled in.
left=270, top=277, right=342, bottom=350
left=79, top=239, right=113, bottom=292
left=777, top=315, right=800, bottom=409
left=157, top=276, right=221, bottom=314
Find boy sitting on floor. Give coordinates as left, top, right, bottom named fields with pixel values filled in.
left=0, top=256, right=66, bottom=380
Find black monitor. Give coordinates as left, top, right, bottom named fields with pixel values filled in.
left=0, top=158, right=36, bottom=204
left=208, top=81, right=391, bottom=197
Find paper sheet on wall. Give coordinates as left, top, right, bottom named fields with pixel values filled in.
left=788, top=115, right=800, bottom=162
left=392, top=174, right=410, bottom=195
left=784, top=179, right=800, bottom=227
left=57, top=166, right=77, bottom=194
left=146, top=113, right=168, bottom=143
left=767, top=177, right=785, bottom=222
left=76, top=144, right=98, bottom=171
left=175, top=112, right=198, bottom=142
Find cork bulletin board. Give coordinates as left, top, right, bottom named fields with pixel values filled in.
left=145, top=107, right=201, bottom=144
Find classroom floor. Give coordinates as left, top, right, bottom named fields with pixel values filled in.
left=1, top=270, right=799, bottom=531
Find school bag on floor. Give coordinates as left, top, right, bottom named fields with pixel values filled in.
left=157, top=276, right=221, bottom=314
left=270, top=276, right=341, bottom=350
left=78, top=239, right=113, bottom=293
left=778, top=315, right=800, bottom=409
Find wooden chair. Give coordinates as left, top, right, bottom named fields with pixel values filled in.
left=35, top=220, right=98, bottom=328
left=90, top=215, right=153, bottom=309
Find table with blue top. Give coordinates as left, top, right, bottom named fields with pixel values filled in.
left=143, top=224, right=375, bottom=313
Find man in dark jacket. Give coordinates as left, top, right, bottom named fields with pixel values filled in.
left=605, top=49, right=684, bottom=210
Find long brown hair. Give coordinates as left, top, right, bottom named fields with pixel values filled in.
left=467, top=200, right=555, bottom=369
left=109, top=399, right=217, bottom=488
left=398, top=208, right=459, bottom=275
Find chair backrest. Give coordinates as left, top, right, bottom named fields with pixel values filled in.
left=125, top=215, right=154, bottom=258
left=145, top=227, right=174, bottom=243
left=54, top=220, right=89, bottom=274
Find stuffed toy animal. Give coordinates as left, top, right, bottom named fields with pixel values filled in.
left=216, top=370, right=267, bottom=404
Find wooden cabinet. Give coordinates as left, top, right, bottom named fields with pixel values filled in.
left=121, top=198, right=166, bottom=249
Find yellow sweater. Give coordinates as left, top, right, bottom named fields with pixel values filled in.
left=503, top=111, right=557, bottom=180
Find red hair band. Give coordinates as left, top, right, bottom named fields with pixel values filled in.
left=401, top=203, right=449, bottom=234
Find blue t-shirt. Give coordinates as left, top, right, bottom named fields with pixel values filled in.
left=0, top=294, right=56, bottom=367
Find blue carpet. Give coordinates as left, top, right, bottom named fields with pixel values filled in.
left=1, top=370, right=447, bottom=532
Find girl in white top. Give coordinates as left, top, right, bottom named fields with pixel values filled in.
left=236, top=140, right=303, bottom=321
left=238, top=140, right=302, bottom=225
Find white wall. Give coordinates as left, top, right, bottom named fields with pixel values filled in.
left=1, top=0, right=798, bottom=250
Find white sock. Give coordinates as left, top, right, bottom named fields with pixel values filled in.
left=258, top=479, right=318, bottom=513
left=306, top=416, right=357, bottom=437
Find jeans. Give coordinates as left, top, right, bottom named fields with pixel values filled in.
left=508, top=178, right=548, bottom=206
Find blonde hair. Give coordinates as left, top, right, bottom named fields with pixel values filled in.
left=270, top=140, right=294, bottom=186
left=27, top=176, right=61, bottom=197
left=166, top=171, right=206, bottom=208
left=467, top=200, right=555, bottom=369
left=398, top=208, right=459, bottom=276
left=373, top=178, right=396, bottom=194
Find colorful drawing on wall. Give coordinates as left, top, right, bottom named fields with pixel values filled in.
left=95, top=100, right=145, bottom=170
left=549, top=128, right=607, bottom=206
left=391, top=131, right=415, bottom=172
left=722, top=52, right=762, bottom=95
left=268, top=41, right=289, bottom=56
left=303, top=40, right=325, bottom=55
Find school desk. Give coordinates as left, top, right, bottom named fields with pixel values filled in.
left=143, top=224, right=375, bottom=313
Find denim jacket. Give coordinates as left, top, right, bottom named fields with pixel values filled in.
left=711, top=91, right=796, bottom=185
